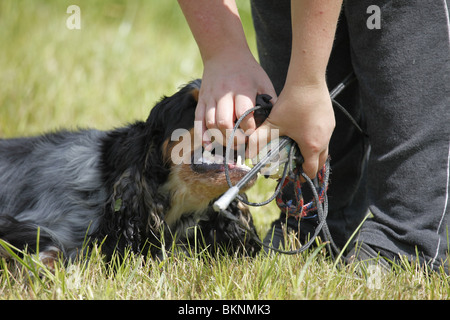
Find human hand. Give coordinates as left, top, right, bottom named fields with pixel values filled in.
left=195, top=50, right=276, bottom=149
left=247, top=81, right=335, bottom=179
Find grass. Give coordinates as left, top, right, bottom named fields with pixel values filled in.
left=0, top=0, right=449, bottom=300
left=1, top=239, right=449, bottom=300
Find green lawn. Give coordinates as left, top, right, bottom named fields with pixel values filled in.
left=0, top=0, right=448, bottom=300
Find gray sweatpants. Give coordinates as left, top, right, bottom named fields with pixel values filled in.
left=251, top=0, right=450, bottom=271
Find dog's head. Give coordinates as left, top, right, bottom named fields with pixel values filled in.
left=99, top=80, right=266, bottom=258
left=146, top=80, right=262, bottom=225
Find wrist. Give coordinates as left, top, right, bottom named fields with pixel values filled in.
left=277, top=80, right=332, bottom=116
left=200, top=37, right=252, bottom=65
left=283, top=74, right=328, bottom=93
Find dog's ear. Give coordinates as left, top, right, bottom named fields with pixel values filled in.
left=99, top=80, right=202, bottom=257
left=140, top=80, right=202, bottom=188
left=100, top=162, right=168, bottom=258
left=146, top=80, right=201, bottom=143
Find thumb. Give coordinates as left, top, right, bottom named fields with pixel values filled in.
left=298, top=144, right=329, bottom=179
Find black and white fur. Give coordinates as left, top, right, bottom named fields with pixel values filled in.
left=0, top=80, right=261, bottom=265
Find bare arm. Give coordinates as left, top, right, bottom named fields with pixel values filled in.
left=249, top=0, right=342, bottom=178
left=178, top=0, right=276, bottom=147
left=178, top=0, right=249, bottom=62
left=287, top=0, right=342, bottom=86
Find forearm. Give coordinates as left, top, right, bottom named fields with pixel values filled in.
left=178, top=0, right=276, bottom=139
left=177, top=0, right=251, bottom=62
left=286, top=0, right=342, bottom=87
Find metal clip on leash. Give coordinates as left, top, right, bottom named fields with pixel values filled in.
left=213, top=73, right=358, bottom=256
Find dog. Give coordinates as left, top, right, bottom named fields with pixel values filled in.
left=0, top=80, right=263, bottom=268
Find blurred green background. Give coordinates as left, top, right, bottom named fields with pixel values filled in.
left=0, top=0, right=278, bottom=231
left=0, top=0, right=256, bottom=136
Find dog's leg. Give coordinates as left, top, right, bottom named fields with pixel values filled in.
left=0, top=216, right=65, bottom=274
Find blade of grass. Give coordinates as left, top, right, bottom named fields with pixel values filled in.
left=331, top=212, right=371, bottom=270
left=296, top=244, right=326, bottom=288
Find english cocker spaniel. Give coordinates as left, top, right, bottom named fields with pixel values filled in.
left=0, top=80, right=262, bottom=268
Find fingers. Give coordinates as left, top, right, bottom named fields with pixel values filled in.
left=300, top=146, right=329, bottom=180
left=197, top=92, right=256, bottom=149
left=194, top=99, right=211, bottom=149
left=247, top=87, right=333, bottom=179
left=234, top=93, right=256, bottom=134
left=246, top=120, right=280, bottom=160
left=213, top=92, right=238, bottom=134
left=248, top=123, right=329, bottom=179
left=198, top=89, right=331, bottom=180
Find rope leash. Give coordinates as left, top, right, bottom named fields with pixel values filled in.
left=218, top=153, right=336, bottom=256
left=214, top=72, right=361, bottom=256
left=275, top=160, right=328, bottom=219
left=217, top=102, right=337, bottom=256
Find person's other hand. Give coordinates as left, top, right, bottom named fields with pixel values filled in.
left=248, top=81, right=335, bottom=179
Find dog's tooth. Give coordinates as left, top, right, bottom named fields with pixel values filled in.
left=202, top=149, right=212, bottom=160
left=236, top=155, right=242, bottom=167
left=201, top=148, right=218, bottom=164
